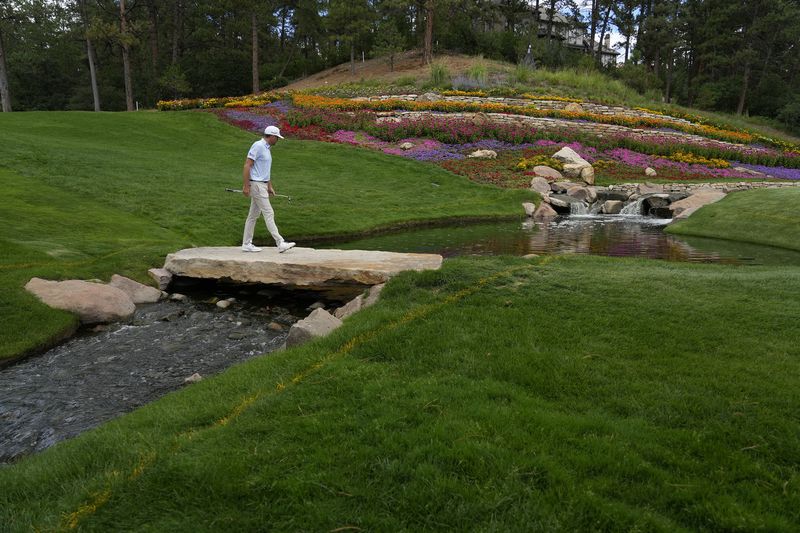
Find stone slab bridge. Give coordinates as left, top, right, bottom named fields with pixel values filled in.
left=163, top=246, right=443, bottom=288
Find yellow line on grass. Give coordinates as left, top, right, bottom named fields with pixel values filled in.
left=56, top=258, right=548, bottom=530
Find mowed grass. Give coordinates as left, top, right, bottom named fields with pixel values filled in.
left=666, top=188, right=800, bottom=252
left=1, top=256, right=799, bottom=530
left=0, top=111, right=532, bottom=360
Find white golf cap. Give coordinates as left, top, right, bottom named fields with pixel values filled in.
left=263, top=125, right=284, bottom=138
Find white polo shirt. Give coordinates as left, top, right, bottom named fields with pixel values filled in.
left=247, top=139, right=272, bottom=182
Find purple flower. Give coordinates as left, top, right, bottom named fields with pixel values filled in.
left=732, top=163, right=800, bottom=180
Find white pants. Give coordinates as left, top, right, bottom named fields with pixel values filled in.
left=242, top=182, right=283, bottom=246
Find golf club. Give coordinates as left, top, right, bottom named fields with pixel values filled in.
left=225, top=188, right=292, bottom=201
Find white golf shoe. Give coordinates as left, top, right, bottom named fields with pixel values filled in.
left=277, top=241, right=296, bottom=253
left=242, top=243, right=262, bottom=252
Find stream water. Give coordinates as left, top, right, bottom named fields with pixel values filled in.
left=0, top=282, right=356, bottom=464
left=324, top=216, right=800, bottom=266
left=4, top=216, right=800, bottom=464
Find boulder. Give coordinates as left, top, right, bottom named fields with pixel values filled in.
left=25, top=278, right=135, bottom=325
left=467, top=149, right=497, bottom=159
left=562, top=163, right=586, bottom=180
left=164, top=247, right=443, bottom=287
left=564, top=102, right=584, bottom=113
left=552, top=146, right=590, bottom=167
left=334, top=294, right=364, bottom=320
left=602, top=200, right=624, bottom=214
left=285, top=308, right=343, bottom=347
left=399, top=142, right=415, bottom=150
left=522, top=202, right=536, bottom=217
left=638, top=182, right=663, bottom=195
left=533, top=202, right=558, bottom=220
left=546, top=195, right=572, bottom=208
left=670, top=190, right=727, bottom=219
left=363, top=283, right=385, bottom=308
left=147, top=268, right=172, bottom=291
left=594, top=188, right=630, bottom=202
left=109, top=274, right=162, bottom=304
left=550, top=181, right=577, bottom=194
left=645, top=167, right=658, bottom=177
left=566, top=186, right=591, bottom=203
left=530, top=177, right=552, bottom=195
left=579, top=165, right=595, bottom=185
left=417, top=92, right=440, bottom=102
left=532, top=166, right=563, bottom=181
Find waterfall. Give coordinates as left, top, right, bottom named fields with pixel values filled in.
left=570, top=202, right=589, bottom=215
left=620, top=198, right=645, bottom=216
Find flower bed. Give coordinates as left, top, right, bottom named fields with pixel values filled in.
left=157, top=91, right=290, bottom=111
left=290, top=94, right=761, bottom=146
left=206, top=100, right=798, bottom=188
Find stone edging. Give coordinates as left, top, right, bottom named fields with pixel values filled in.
left=360, top=94, right=690, bottom=125
left=374, top=110, right=744, bottom=151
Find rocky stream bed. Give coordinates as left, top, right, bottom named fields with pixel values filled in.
left=0, top=282, right=353, bottom=464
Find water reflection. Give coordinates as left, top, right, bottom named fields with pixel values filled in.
left=323, top=216, right=800, bottom=266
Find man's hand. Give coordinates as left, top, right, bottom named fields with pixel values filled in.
left=268, top=184, right=276, bottom=197
left=243, top=183, right=251, bottom=197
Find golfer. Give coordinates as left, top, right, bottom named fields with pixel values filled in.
left=241, top=125, right=295, bottom=253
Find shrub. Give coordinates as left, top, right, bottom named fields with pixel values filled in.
left=395, top=75, right=418, bottom=87
left=777, top=98, right=800, bottom=136
left=429, top=62, right=451, bottom=88
left=614, top=63, right=661, bottom=96
left=466, top=63, right=489, bottom=86
left=512, top=64, right=534, bottom=84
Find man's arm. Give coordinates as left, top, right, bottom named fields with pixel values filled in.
left=242, top=158, right=254, bottom=197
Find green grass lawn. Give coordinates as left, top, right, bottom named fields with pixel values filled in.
left=0, top=111, right=532, bottom=361
left=666, top=188, right=800, bottom=252
left=2, top=256, right=799, bottom=530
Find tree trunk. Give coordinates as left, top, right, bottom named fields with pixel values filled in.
left=120, top=0, right=134, bottom=111
left=279, top=7, right=287, bottom=50
left=171, top=1, right=183, bottom=65
left=0, top=26, right=11, bottom=112
left=636, top=0, right=649, bottom=51
left=147, top=1, right=159, bottom=71
left=79, top=0, right=100, bottom=111
left=350, top=43, right=355, bottom=75
left=595, top=3, right=612, bottom=62
left=546, top=0, right=556, bottom=41
left=624, top=36, right=630, bottom=63
left=589, top=0, right=598, bottom=54
left=252, top=12, right=259, bottom=93
left=737, top=60, right=751, bottom=115
left=664, top=51, right=672, bottom=103
left=423, top=0, right=434, bottom=64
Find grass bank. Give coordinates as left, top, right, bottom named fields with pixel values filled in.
left=2, top=256, right=799, bottom=530
left=666, top=188, right=800, bottom=252
left=0, top=111, right=532, bottom=361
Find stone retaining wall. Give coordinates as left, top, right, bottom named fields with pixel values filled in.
left=608, top=181, right=800, bottom=195
left=362, top=94, right=691, bottom=126
left=374, top=110, right=744, bottom=151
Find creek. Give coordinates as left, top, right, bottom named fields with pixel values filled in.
left=323, top=215, right=800, bottom=266
left=4, top=215, right=800, bottom=464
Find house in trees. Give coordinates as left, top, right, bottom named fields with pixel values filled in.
left=488, top=3, right=620, bottom=66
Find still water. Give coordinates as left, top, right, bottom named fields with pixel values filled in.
left=323, top=215, right=800, bottom=266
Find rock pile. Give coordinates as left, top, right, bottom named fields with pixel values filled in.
left=284, top=283, right=385, bottom=348
left=25, top=275, right=163, bottom=325
left=525, top=179, right=737, bottom=220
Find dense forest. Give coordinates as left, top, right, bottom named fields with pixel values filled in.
left=0, top=0, right=798, bottom=132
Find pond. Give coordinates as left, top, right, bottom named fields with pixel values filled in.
left=323, top=215, right=800, bottom=266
